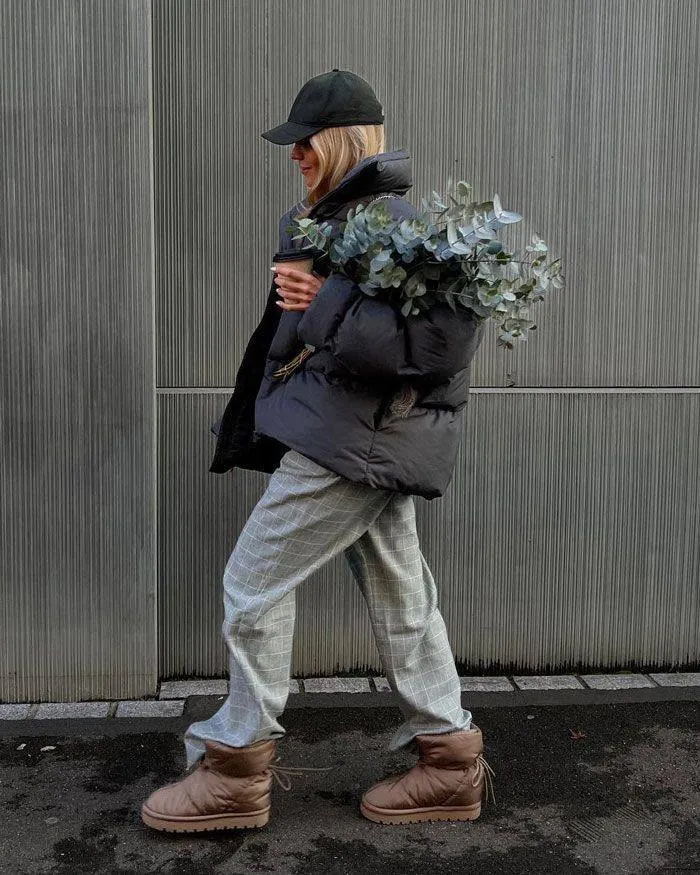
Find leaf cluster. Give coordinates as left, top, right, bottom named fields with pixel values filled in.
left=294, top=183, right=564, bottom=348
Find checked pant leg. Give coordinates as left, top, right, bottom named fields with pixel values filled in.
left=185, top=450, right=392, bottom=766
left=344, top=493, right=471, bottom=750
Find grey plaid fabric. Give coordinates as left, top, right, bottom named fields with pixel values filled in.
left=185, top=450, right=470, bottom=766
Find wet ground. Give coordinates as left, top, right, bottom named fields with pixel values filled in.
left=0, top=701, right=698, bottom=874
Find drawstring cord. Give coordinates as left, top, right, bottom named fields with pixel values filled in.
left=267, top=758, right=331, bottom=791
left=388, top=384, right=419, bottom=417
left=272, top=345, right=315, bottom=381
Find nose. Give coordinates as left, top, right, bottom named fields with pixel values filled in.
left=290, top=143, right=303, bottom=161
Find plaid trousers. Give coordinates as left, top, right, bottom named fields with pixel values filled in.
left=185, top=450, right=470, bottom=766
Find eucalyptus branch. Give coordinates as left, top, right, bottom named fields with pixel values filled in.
left=295, top=182, right=563, bottom=348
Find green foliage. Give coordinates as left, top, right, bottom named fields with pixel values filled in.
left=294, top=183, right=564, bottom=349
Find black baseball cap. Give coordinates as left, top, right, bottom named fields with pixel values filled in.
left=261, top=69, right=384, bottom=145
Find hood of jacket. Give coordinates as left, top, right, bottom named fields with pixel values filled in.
left=308, top=150, right=412, bottom=220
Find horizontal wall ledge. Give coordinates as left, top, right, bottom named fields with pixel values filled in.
left=471, top=387, right=700, bottom=394
left=156, top=386, right=700, bottom=395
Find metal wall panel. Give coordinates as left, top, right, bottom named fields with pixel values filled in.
left=155, top=0, right=700, bottom=679
left=159, top=392, right=699, bottom=675
left=0, top=1, right=156, bottom=701
left=158, top=393, right=378, bottom=677
left=429, top=390, right=700, bottom=670
left=155, top=0, right=700, bottom=390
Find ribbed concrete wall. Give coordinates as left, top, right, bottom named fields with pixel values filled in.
left=0, top=1, right=156, bottom=701
left=154, top=0, right=700, bottom=676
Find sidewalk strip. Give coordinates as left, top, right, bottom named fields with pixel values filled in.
left=581, top=674, right=655, bottom=690
left=159, top=680, right=228, bottom=699
left=0, top=705, right=31, bottom=720
left=649, top=672, right=700, bottom=687
left=304, top=677, right=371, bottom=694
left=116, top=700, right=185, bottom=718
left=2, top=674, right=698, bottom=721
left=513, top=675, right=584, bottom=690
left=34, top=702, right=110, bottom=719
left=460, top=676, right=514, bottom=692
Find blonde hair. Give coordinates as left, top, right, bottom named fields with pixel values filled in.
left=306, top=124, right=386, bottom=205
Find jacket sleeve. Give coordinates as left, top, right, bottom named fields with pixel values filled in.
left=297, top=272, right=482, bottom=382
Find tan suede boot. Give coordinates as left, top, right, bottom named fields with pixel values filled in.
left=360, top=727, right=493, bottom=824
left=141, top=739, right=276, bottom=832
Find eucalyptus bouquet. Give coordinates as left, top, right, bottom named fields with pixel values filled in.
left=295, top=182, right=563, bottom=348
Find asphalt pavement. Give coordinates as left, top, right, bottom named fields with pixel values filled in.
left=0, top=698, right=698, bottom=874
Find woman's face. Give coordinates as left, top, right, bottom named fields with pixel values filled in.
left=290, top=138, right=319, bottom=189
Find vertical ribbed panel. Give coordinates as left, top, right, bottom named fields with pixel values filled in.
left=0, top=2, right=156, bottom=701
left=158, top=394, right=265, bottom=676
left=155, top=0, right=700, bottom=389
left=159, top=392, right=699, bottom=675
left=428, top=391, right=700, bottom=670
left=158, top=394, right=380, bottom=677
left=154, top=0, right=700, bottom=678
left=154, top=0, right=275, bottom=388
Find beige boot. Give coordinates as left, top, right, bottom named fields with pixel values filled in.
left=141, top=739, right=276, bottom=832
left=361, top=727, right=493, bottom=824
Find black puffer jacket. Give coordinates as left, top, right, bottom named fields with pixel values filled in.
left=211, top=151, right=483, bottom=498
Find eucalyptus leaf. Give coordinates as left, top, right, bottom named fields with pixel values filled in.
left=498, top=210, right=522, bottom=225
left=450, top=241, right=472, bottom=255
left=447, top=219, right=458, bottom=246
left=358, top=283, right=379, bottom=296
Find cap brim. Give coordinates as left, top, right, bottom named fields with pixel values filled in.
left=260, top=120, right=324, bottom=145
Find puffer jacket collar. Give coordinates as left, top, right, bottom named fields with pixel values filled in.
left=308, top=150, right=412, bottom=219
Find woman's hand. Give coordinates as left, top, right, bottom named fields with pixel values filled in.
left=272, top=265, right=323, bottom=312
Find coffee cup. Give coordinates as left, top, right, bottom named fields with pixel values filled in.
left=272, top=247, right=316, bottom=274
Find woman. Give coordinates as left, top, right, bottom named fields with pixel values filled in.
left=142, top=69, right=487, bottom=833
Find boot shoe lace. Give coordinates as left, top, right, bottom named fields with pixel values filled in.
left=268, top=758, right=331, bottom=791
left=474, top=753, right=496, bottom=804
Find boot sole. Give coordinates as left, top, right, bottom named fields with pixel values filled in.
left=141, top=803, right=269, bottom=832
left=360, top=800, right=481, bottom=824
